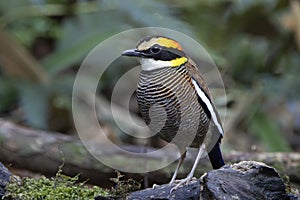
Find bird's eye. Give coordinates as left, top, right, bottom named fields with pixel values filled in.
left=150, top=45, right=162, bottom=54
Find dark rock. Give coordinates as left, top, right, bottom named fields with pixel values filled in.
left=94, top=195, right=116, bottom=200
left=202, top=161, right=290, bottom=200
left=127, top=179, right=201, bottom=200
left=0, top=162, right=11, bottom=198
left=124, top=161, right=293, bottom=200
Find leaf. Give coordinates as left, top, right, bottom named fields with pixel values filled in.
left=42, top=0, right=195, bottom=74
left=250, top=112, right=291, bottom=152
left=0, top=78, right=17, bottom=112
left=18, top=82, right=50, bottom=129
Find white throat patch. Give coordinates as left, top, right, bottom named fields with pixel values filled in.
left=139, top=58, right=171, bottom=71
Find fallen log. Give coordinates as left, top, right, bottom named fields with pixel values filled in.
left=0, top=119, right=299, bottom=188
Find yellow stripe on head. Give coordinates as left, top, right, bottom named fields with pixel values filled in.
left=137, top=36, right=184, bottom=51
left=170, top=57, right=188, bottom=67
left=157, top=37, right=183, bottom=50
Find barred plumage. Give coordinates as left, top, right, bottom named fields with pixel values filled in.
left=136, top=66, right=209, bottom=149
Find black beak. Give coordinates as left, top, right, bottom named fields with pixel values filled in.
left=122, top=49, right=144, bottom=57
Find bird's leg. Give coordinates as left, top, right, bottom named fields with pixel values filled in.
left=170, top=144, right=206, bottom=193
left=169, top=151, right=186, bottom=185
left=152, top=150, right=186, bottom=189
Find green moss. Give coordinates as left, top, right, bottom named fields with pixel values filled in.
left=109, top=171, right=141, bottom=198
left=2, top=168, right=108, bottom=200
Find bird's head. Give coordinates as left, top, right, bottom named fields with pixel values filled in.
left=122, top=36, right=188, bottom=71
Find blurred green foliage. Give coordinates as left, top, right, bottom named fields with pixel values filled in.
left=0, top=0, right=299, bottom=151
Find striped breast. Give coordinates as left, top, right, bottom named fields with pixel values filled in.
left=136, top=65, right=210, bottom=149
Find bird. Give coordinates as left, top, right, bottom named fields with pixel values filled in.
left=122, top=36, right=225, bottom=190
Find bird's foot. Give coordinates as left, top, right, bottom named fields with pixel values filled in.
left=169, top=175, right=196, bottom=194
left=169, top=179, right=183, bottom=185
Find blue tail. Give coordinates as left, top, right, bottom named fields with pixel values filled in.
left=208, top=141, right=225, bottom=169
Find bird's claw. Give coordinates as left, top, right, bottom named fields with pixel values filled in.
left=168, top=179, right=180, bottom=185
left=169, top=176, right=196, bottom=194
